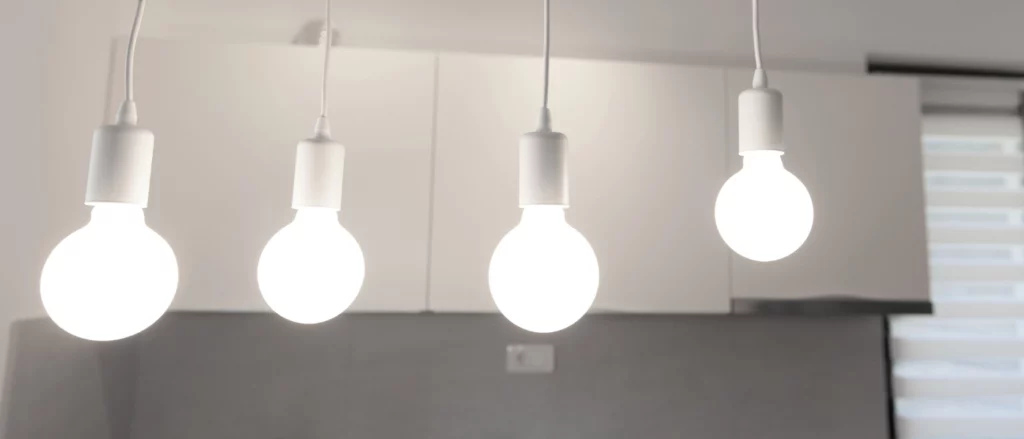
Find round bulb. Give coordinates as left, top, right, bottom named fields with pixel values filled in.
left=258, top=208, right=365, bottom=324
left=715, top=151, right=814, bottom=262
left=40, top=204, right=178, bottom=341
left=488, top=206, right=599, bottom=333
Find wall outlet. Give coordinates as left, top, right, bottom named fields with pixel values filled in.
left=506, top=344, right=555, bottom=374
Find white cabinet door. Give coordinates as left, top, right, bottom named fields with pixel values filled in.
left=114, top=41, right=435, bottom=312
left=429, top=53, right=731, bottom=313
left=726, top=69, right=929, bottom=302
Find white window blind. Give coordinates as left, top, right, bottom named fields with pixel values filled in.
left=893, top=111, right=1024, bottom=439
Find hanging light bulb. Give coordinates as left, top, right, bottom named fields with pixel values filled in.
left=257, top=0, right=365, bottom=324
left=488, top=0, right=599, bottom=334
left=490, top=206, right=598, bottom=333
left=259, top=208, right=364, bottom=324
left=40, top=0, right=179, bottom=341
left=715, top=0, right=813, bottom=262
left=716, top=152, right=812, bottom=262
left=42, top=204, right=177, bottom=341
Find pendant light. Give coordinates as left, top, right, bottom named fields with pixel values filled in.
left=40, top=0, right=179, bottom=342
left=715, top=0, right=813, bottom=262
left=488, top=0, right=600, bottom=334
left=257, top=0, right=365, bottom=325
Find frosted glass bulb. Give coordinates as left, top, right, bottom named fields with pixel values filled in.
left=258, top=208, right=365, bottom=324
left=715, top=151, right=814, bottom=262
left=489, top=206, right=599, bottom=333
left=40, top=204, right=178, bottom=341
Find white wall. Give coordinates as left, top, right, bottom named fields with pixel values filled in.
left=0, top=0, right=121, bottom=417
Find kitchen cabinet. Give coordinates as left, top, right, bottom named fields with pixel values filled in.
left=112, top=41, right=435, bottom=312
left=726, top=69, right=930, bottom=304
left=428, top=53, right=732, bottom=313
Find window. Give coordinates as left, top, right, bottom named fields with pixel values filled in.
left=892, top=102, right=1024, bottom=438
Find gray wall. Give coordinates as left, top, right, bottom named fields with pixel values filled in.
left=2, top=313, right=889, bottom=439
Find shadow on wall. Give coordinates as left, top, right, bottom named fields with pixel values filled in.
left=1, top=313, right=888, bottom=439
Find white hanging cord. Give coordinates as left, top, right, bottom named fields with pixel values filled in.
left=116, top=0, right=146, bottom=125
left=751, top=0, right=767, bottom=88
left=534, top=0, right=553, bottom=131
left=320, top=0, right=333, bottom=118
left=542, top=0, right=551, bottom=109
left=125, top=0, right=146, bottom=102
left=752, top=0, right=762, bottom=70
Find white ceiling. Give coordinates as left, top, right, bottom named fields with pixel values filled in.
left=109, top=0, right=1024, bottom=72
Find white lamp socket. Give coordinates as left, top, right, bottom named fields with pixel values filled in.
left=738, top=86, right=784, bottom=154
left=84, top=122, right=155, bottom=207
left=519, top=129, right=568, bottom=207
left=292, top=135, right=346, bottom=211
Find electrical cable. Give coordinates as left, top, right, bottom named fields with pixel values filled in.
left=125, top=0, right=146, bottom=102
left=321, top=0, right=333, bottom=118
left=751, top=0, right=767, bottom=88
left=752, top=0, right=762, bottom=71
left=542, top=0, right=550, bottom=109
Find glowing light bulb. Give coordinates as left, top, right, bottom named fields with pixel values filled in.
left=40, top=204, right=178, bottom=341
left=715, top=151, right=813, bottom=262
left=489, top=206, right=599, bottom=333
left=258, top=208, right=364, bottom=324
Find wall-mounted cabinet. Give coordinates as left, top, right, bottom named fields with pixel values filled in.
left=427, top=54, right=732, bottom=314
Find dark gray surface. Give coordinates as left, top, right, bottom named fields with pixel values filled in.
left=3, top=313, right=890, bottom=439
left=1, top=320, right=134, bottom=439
left=731, top=298, right=933, bottom=315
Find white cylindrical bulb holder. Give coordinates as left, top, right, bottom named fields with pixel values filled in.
left=292, top=135, right=346, bottom=210
left=84, top=123, right=155, bottom=207
left=519, top=130, right=568, bottom=207
left=738, top=87, right=784, bottom=154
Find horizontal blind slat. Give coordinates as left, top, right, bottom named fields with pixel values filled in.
left=893, top=339, right=1024, bottom=360
left=898, top=417, right=1024, bottom=438
left=930, top=266, right=1024, bottom=282
left=923, top=114, right=1022, bottom=138
left=895, top=378, right=1024, bottom=398
left=927, top=192, right=1024, bottom=209
left=927, top=207, right=1024, bottom=231
left=929, top=230, right=1024, bottom=245
left=925, top=156, right=1023, bottom=173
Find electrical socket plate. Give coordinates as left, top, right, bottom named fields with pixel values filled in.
left=506, top=344, right=555, bottom=374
